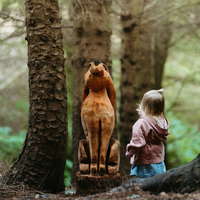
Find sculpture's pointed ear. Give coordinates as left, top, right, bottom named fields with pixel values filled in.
left=82, top=84, right=89, bottom=102
left=106, top=79, right=116, bottom=113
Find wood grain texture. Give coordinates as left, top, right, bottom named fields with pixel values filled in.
left=79, top=61, right=119, bottom=176
left=76, top=171, right=122, bottom=195
left=71, top=0, right=113, bottom=184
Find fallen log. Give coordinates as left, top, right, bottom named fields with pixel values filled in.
left=111, top=154, right=200, bottom=194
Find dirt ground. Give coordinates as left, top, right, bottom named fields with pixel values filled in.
left=0, top=183, right=200, bottom=200
left=1, top=161, right=200, bottom=200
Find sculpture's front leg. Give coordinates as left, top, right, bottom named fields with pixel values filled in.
left=82, top=111, right=99, bottom=175
left=88, top=120, right=99, bottom=176
left=99, top=116, right=115, bottom=175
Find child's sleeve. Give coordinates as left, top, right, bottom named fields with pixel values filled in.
left=126, top=119, right=147, bottom=157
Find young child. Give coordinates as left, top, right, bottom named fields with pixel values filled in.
left=126, top=89, right=169, bottom=178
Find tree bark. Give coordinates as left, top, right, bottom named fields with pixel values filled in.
left=0, top=0, right=68, bottom=193
left=76, top=172, right=121, bottom=195
left=119, top=1, right=171, bottom=176
left=153, top=24, right=172, bottom=89
left=119, top=0, right=152, bottom=176
left=113, top=154, right=200, bottom=194
left=119, top=0, right=139, bottom=176
left=71, top=0, right=112, bottom=184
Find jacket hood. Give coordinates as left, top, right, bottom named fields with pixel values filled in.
left=140, top=115, right=169, bottom=142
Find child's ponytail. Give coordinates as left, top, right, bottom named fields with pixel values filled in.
left=158, top=88, right=164, bottom=95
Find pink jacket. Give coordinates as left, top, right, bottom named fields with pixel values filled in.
left=126, top=115, right=169, bottom=165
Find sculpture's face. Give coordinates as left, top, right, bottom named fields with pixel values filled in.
left=84, top=61, right=110, bottom=91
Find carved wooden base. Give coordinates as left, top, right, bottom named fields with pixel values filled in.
left=76, top=171, right=122, bottom=196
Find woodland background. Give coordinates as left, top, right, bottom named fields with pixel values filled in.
left=0, top=0, right=200, bottom=187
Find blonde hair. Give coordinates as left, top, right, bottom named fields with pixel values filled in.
left=139, top=89, right=165, bottom=117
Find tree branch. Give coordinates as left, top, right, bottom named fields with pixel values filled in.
left=0, top=11, right=24, bottom=22
left=0, top=67, right=27, bottom=91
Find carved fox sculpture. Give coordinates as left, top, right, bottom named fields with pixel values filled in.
left=78, top=60, right=120, bottom=176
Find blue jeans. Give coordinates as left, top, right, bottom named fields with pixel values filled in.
left=130, top=161, right=166, bottom=178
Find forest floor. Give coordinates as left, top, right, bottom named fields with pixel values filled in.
left=1, top=183, right=200, bottom=200
left=1, top=161, right=200, bottom=200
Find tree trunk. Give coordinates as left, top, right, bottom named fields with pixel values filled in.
left=113, top=154, right=200, bottom=194
left=0, top=0, right=68, bottom=193
left=119, top=1, right=172, bottom=176
left=153, top=24, right=172, bottom=89
left=71, top=0, right=112, bottom=184
left=119, top=0, right=138, bottom=177
left=119, top=0, right=152, bottom=176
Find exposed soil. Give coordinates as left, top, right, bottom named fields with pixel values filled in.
left=0, top=183, right=200, bottom=200
left=1, top=161, right=200, bottom=199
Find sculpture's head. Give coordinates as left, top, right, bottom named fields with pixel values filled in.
left=84, top=60, right=111, bottom=91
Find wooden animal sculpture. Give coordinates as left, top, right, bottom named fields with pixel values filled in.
left=78, top=60, right=119, bottom=176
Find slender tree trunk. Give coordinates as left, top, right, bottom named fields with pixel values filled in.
left=153, top=25, right=172, bottom=89
left=152, top=25, right=172, bottom=170
left=1, top=0, right=68, bottom=193
left=71, top=0, right=112, bottom=184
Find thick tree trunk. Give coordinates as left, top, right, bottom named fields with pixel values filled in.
left=119, top=0, right=152, bottom=176
left=119, top=0, right=139, bottom=176
left=119, top=1, right=171, bottom=176
left=71, top=0, right=112, bottom=184
left=112, top=154, right=200, bottom=194
left=139, top=27, right=152, bottom=92
left=0, top=0, right=68, bottom=193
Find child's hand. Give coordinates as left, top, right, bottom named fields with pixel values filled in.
left=136, top=109, right=142, bottom=116
left=125, top=149, right=134, bottom=158
left=125, top=151, right=131, bottom=158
